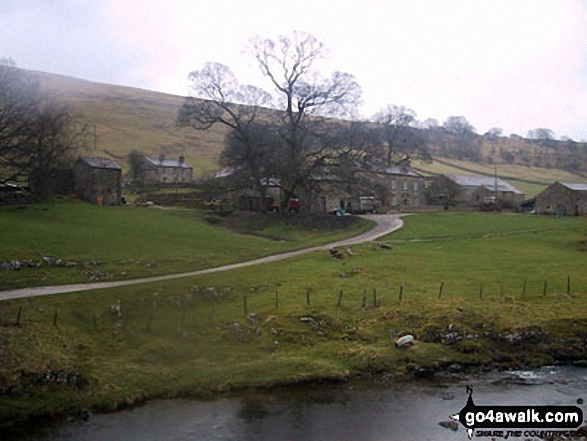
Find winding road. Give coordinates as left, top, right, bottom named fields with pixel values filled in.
left=0, top=214, right=403, bottom=301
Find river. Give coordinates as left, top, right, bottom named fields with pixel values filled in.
left=10, top=366, right=587, bottom=441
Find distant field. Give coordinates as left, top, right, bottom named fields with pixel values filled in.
left=414, top=157, right=587, bottom=198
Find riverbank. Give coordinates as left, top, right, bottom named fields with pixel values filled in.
left=1, top=211, right=586, bottom=431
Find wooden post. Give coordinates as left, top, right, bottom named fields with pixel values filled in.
left=53, top=309, right=58, bottom=327
left=337, top=290, right=343, bottom=307
left=522, top=280, right=527, bottom=298
left=146, top=310, right=153, bottom=331
left=373, top=288, right=377, bottom=307
left=362, top=289, right=366, bottom=308
left=567, top=276, right=571, bottom=295
left=275, top=289, right=279, bottom=309
left=16, top=306, right=22, bottom=326
left=438, top=282, right=444, bottom=299
left=243, top=293, right=248, bottom=316
left=543, top=280, right=548, bottom=296
left=211, top=303, right=215, bottom=320
left=479, top=284, right=483, bottom=299
left=500, top=283, right=504, bottom=297
left=399, top=284, right=404, bottom=302
left=306, top=289, right=311, bottom=307
left=93, top=313, right=97, bottom=330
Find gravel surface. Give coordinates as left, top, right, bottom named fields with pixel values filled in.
left=0, top=214, right=403, bottom=301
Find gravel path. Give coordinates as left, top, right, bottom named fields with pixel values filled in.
left=0, top=214, right=403, bottom=301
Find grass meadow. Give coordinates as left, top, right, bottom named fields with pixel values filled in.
left=0, top=199, right=372, bottom=290
left=1, top=210, right=587, bottom=427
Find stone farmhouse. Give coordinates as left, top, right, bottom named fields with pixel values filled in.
left=431, top=174, right=525, bottom=209
left=142, top=155, right=193, bottom=185
left=73, top=156, right=122, bottom=205
left=535, top=182, right=587, bottom=216
left=371, top=165, right=426, bottom=210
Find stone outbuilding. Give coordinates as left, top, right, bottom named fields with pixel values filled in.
left=73, top=156, right=122, bottom=205
left=535, top=182, right=587, bottom=216
left=431, top=174, right=525, bottom=209
left=142, top=155, right=193, bottom=185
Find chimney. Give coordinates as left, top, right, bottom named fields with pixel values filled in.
left=158, top=154, right=165, bottom=164
left=179, top=154, right=185, bottom=165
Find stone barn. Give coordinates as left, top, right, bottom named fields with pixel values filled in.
left=431, top=174, right=525, bottom=209
left=73, top=156, right=122, bottom=205
left=535, top=182, right=587, bottom=216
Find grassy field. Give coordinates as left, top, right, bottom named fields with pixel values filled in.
left=1, top=211, right=587, bottom=429
left=0, top=199, right=373, bottom=290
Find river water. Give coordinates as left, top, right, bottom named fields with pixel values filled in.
left=12, top=366, right=587, bottom=441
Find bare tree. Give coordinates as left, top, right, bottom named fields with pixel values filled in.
left=250, top=31, right=362, bottom=210
left=0, top=60, right=86, bottom=187
left=442, top=115, right=481, bottom=161
left=371, top=105, right=429, bottom=166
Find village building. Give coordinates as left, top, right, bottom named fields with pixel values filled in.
left=372, top=165, right=426, bottom=210
left=430, top=174, right=525, bottom=209
left=535, top=182, right=587, bottom=216
left=307, top=164, right=426, bottom=214
left=73, top=156, right=122, bottom=205
left=142, top=155, right=193, bottom=185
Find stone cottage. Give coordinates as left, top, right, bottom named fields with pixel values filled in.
left=73, top=156, right=122, bottom=205
left=142, top=155, right=193, bottom=185
left=535, top=182, right=587, bottom=216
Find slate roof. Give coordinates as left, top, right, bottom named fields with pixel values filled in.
left=79, top=156, right=121, bottom=170
left=446, top=174, right=524, bottom=195
left=145, top=156, right=192, bottom=169
left=560, top=182, right=587, bottom=191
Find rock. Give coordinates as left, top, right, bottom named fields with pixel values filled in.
left=395, top=334, right=414, bottom=348
left=379, top=243, right=393, bottom=250
left=572, top=360, right=587, bottom=368
left=247, top=313, right=259, bottom=322
left=438, top=420, right=458, bottom=431
left=345, top=247, right=354, bottom=256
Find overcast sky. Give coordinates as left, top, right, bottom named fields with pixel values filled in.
left=1, top=0, right=586, bottom=141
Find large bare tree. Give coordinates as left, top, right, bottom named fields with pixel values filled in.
left=250, top=31, right=362, bottom=210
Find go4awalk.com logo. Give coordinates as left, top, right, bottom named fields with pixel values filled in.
left=451, top=386, right=585, bottom=439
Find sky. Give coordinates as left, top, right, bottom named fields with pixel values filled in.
left=1, top=0, right=587, bottom=141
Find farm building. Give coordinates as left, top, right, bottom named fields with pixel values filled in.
left=372, top=165, right=426, bottom=210
left=306, top=164, right=425, bottom=214
left=142, top=155, right=193, bottom=185
left=73, top=156, right=122, bottom=205
left=430, top=174, right=525, bottom=209
left=535, top=182, right=587, bottom=216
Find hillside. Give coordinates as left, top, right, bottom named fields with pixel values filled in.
left=31, top=70, right=587, bottom=195
left=32, top=71, right=228, bottom=177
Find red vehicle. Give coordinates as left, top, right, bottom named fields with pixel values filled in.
left=288, top=198, right=300, bottom=213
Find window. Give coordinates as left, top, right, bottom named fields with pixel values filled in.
left=413, top=181, right=419, bottom=192
left=391, top=180, right=396, bottom=190
left=402, top=180, right=408, bottom=191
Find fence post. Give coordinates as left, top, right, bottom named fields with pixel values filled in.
left=53, top=309, right=58, bottom=327
left=373, top=288, right=377, bottom=307
left=567, top=276, right=571, bottom=295
left=479, top=284, right=483, bottom=299
left=16, top=306, right=22, bottom=326
left=500, top=283, right=505, bottom=297
left=522, top=280, right=527, bottom=298
left=275, top=289, right=279, bottom=309
left=337, top=290, right=343, bottom=307
left=243, top=293, right=248, bottom=316
left=306, top=289, right=311, bottom=307
left=362, top=289, right=366, bottom=308
left=93, top=313, right=97, bottom=330
left=399, top=284, right=404, bottom=302
left=438, top=282, right=444, bottom=299
left=543, top=280, right=548, bottom=296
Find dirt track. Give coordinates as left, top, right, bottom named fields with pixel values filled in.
left=0, top=214, right=403, bottom=301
